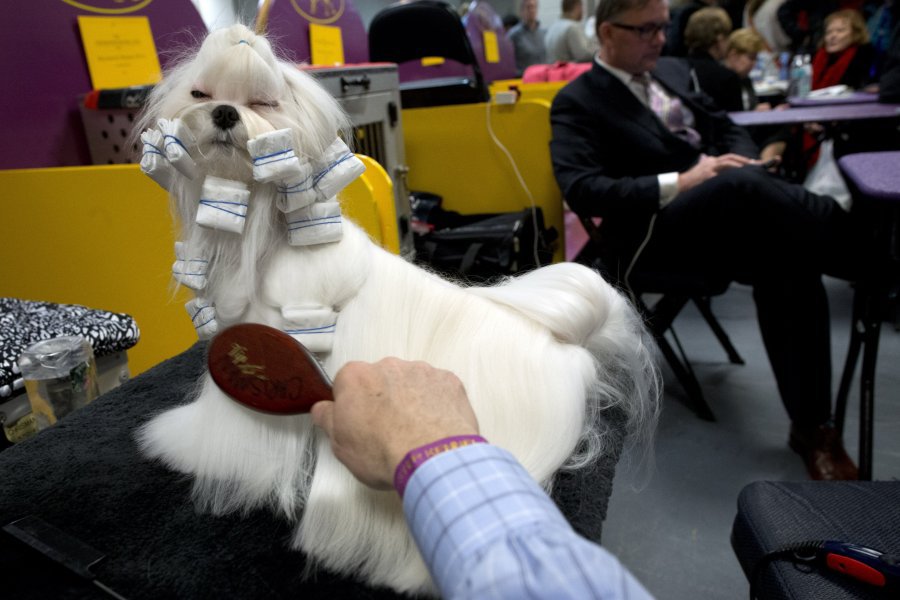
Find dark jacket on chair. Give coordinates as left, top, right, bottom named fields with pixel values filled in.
left=687, top=51, right=745, bottom=112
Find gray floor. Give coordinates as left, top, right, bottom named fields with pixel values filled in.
left=601, top=276, right=900, bottom=599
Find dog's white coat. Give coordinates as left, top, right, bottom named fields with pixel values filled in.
left=135, top=24, right=658, bottom=595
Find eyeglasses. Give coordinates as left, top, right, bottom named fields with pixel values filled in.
left=610, top=21, right=669, bottom=40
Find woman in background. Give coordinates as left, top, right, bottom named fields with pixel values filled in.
left=813, top=9, right=875, bottom=90
left=762, top=10, right=875, bottom=170
left=745, top=0, right=792, bottom=54
left=684, top=7, right=743, bottom=111
left=723, top=27, right=771, bottom=110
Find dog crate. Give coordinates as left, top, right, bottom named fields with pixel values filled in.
left=305, top=63, right=413, bottom=258
left=78, top=86, right=153, bottom=165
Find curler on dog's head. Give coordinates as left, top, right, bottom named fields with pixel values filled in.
left=207, top=323, right=332, bottom=414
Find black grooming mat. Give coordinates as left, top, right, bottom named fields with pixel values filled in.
left=0, top=342, right=623, bottom=598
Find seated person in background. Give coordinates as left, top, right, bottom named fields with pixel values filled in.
left=761, top=9, right=876, bottom=166
left=683, top=6, right=744, bottom=112
left=777, top=0, right=840, bottom=54
left=663, top=0, right=720, bottom=57
left=722, top=27, right=788, bottom=151
left=744, top=0, right=792, bottom=54
left=551, top=0, right=861, bottom=481
left=723, top=28, right=773, bottom=111
left=813, top=9, right=876, bottom=91
left=507, top=0, right=548, bottom=76
left=879, top=18, right=900, bottom=102
left=865, top=0, right=900, bottom=81
left=546, top=0, right=598, bottom=62
left=312, top=358, right=654, bottom=600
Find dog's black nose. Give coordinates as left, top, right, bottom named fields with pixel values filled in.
left=212, top=104, right=240, bottom=130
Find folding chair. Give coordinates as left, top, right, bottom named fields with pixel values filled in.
left=574, top=213, right=743, bottom=422
left=368, top=0, right=489, bottom=108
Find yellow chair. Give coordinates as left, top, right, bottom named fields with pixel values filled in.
left=340, top=155, right=401, bottom=255
left=402, top=99, right=565, bottom=262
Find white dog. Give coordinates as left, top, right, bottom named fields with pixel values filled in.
left=135, top=24, right=658, bottom=595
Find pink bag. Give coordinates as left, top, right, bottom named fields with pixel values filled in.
left=522, top=61, right=592, bottom=83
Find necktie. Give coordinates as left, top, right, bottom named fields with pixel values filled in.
left=633, top=74, right=702, bottom=148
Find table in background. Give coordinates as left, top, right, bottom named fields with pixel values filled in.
left=787, top=91, right=879, bottom=107
left=729, top=102, right=900, bottom=127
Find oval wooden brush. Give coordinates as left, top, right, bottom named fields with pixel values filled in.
left=207, top=323, right=332, bottom=414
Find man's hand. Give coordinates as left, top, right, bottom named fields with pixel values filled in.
left=677, top=153, right=756, bottom=193
left=311, top=358, right=480, bottom=490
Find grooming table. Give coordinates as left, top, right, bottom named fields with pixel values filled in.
left=731, top=480, right=900, bottom=599
left=0, top=342, right=625, bottom=598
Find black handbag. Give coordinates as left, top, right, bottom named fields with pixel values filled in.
left=411, top=193, right=558, bottom=282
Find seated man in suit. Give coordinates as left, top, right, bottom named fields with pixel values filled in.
left=550, top=0, right=860, bottom=480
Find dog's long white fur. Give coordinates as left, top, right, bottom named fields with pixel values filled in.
left=136, top=24, right=659, bottom=595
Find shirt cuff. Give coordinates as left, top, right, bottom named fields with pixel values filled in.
left=402, top=444, right=571, bottom=592
left=658, top=172, right=679, bottom=208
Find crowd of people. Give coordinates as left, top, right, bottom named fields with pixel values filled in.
left=505, top=0, right=599, bottom=74
left=506, top=1, right=899, bottom=97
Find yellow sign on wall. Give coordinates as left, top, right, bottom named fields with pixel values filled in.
left=482, top=31, right=500, bottom=64
left=309, top=23, right=345, bottom=66
left=78, top=15, right=161, bottom=89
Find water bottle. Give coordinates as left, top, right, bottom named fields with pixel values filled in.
left=779, top=51, right=791, bottom=81
left=790, top=54, right=812, bottom=97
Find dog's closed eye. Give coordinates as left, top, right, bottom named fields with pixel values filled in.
left=191, top=90, right=211, bottom=99
left=249, top=100, right=279, bottom=109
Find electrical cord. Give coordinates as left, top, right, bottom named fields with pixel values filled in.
left=484, top=98, right=543, bottom=269
left=623, top=212, right=658, bottom=306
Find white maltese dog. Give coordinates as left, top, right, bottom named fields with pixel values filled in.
left=135, top=23, right=658, bottom=595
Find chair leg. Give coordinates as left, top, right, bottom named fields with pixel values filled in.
left=835, top=281, right=883, bottom=480
left=835, top=286, right=865, bottom=436
left=640, top=294, right=717, bottom=421
left=857, top=282, right=886, bottom=481
left=692, top=296, right=744, bottom=365
left=654, top=327, right=716, bottom=422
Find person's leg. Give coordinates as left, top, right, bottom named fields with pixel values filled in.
left=635, top=167, right=857, bottom=478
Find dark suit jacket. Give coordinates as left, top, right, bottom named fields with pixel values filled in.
left=550, top=57, right=757, bottom=249
left=687, top=51, right=744, bottom=112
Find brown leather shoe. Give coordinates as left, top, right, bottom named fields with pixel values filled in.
left=789, top=423, right=859, bottom=480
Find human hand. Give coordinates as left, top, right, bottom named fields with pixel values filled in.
left=758, top=155, right=781, bottom=172
left=677, top=153, right=755, bottom=193
left=311, top=358, right=480, bottom=490
left=755, top=102, right=773, bottom=111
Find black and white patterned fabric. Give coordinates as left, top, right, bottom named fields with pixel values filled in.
left=0, top=298, right=140, bottom=398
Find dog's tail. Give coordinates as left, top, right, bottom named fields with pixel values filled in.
left=472, top=262, right=660, bottom=464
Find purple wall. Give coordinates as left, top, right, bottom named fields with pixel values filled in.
left=464, top=1, right=516, bottom=83
left=264, top=0, right=369, bottom=64
left=1, top=1, right=206, bottom=170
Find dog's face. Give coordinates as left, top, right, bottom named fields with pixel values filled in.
left=142, top=24, right=346, bottom=181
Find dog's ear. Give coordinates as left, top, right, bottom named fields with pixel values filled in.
left=256, top=0, right=273, bottom=35
left=278, top=63, right=352, bottom=157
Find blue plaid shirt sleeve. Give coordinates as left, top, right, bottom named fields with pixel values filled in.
left=402, top=443, right=654, bottom=599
